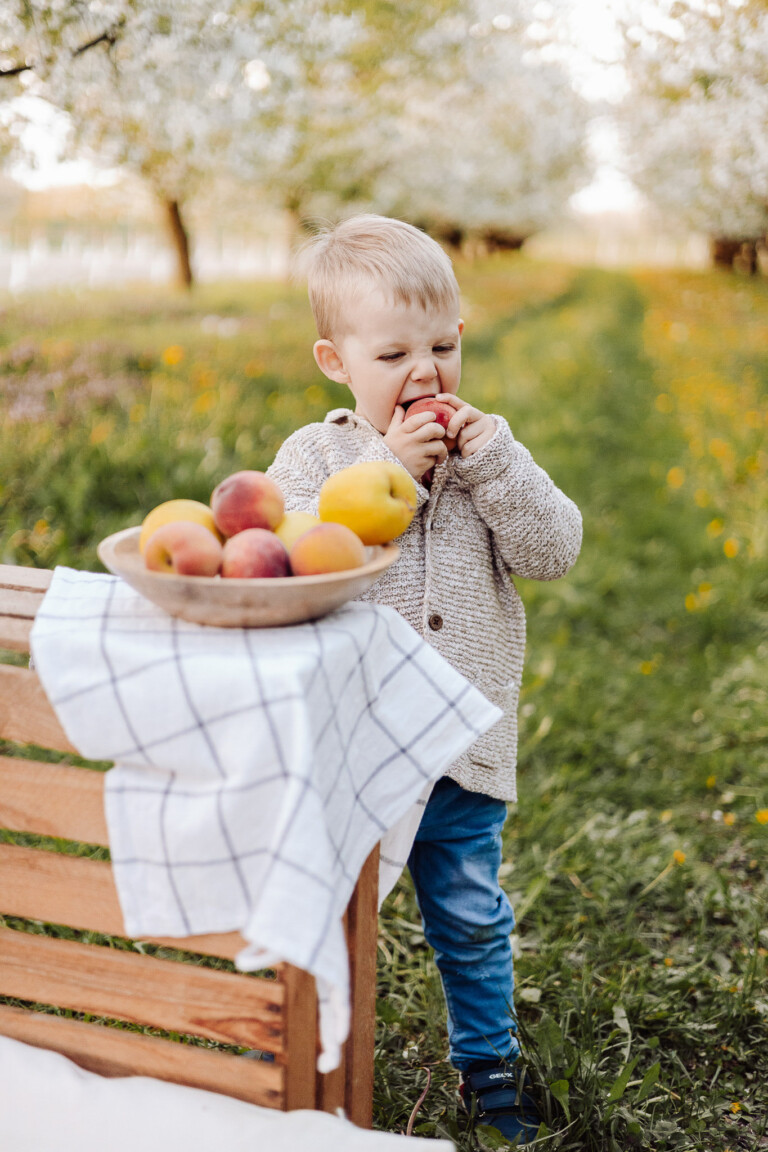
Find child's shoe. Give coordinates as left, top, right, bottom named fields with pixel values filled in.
left=459, top=1059, right=540, bottom=1147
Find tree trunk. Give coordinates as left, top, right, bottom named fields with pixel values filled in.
left=710, top=236, right=758, bottom=273
left=163, top=198, right=194, bottom=289
left=481, top=229, right=527, bottom=253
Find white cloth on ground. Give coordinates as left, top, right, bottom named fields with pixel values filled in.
left=0, top=1036, right=455, bottom=1151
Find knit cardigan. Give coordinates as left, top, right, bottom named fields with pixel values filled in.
left=267, top=408, right=582, bottom=802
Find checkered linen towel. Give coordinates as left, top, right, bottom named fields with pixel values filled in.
left=30, top=567, right=502, bottom=1072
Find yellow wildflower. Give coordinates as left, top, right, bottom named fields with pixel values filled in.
left=673, top=850, right=686, bottom=865
left=723, top=538, right=739, bottom=558
left=723, top=813, right=736, bottom=827
left=162, top=344, right=185, bottom=366
left=706, top=519, right=724, bottom=538
left=685, top=593, right=699, bottom=612
left=706, top=775, right=716, bottom=789
left=755, top=810, right=768, bottom=825
left=664, top=957, right=674, bottom=967
left=667, top=466, right=685, bottom=489
left=730, top=1102, right=741, bottom=1114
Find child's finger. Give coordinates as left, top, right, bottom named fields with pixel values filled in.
left=388, top=405, right=406, bottom=430
left=404, top=412, right=446, bottom=435
left=446, top=404, right=474, bottom=440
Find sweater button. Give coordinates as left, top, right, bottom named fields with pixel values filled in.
left=428, top=613, right=443, bottom=631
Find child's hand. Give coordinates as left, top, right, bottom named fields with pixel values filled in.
left=437, top=394, right=496, bottom=458
left=384, top=406, right=449, bottom=481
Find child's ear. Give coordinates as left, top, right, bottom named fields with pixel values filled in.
left=458, top=319, right=465, bottom=337
left=313, top=340, right=349, bottom=383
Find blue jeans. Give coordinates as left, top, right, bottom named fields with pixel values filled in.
left=407, top=776, right=519, bottom=1073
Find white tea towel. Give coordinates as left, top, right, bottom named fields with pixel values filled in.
left=30, top=567, right=502, bottom=1071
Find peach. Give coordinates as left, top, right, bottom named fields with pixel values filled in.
left=289, top=523, right=367, bottom=576
left=211, top=470, right=285, bottom=538
left=405, top=397, right=458, bottom=452
left=318, top=461, right=416, bottom=545
left=274, top=510, right=321, bottom=551
left=139, top=498, right=222, bottom=554
left=221, top=528, right=290, bottom=578
left=144, top=521, right=223, bottom=576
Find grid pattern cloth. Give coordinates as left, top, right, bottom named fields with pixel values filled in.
left=30, top=567, right=502, bottom=1072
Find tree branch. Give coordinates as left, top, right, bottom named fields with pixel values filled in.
left=0, top=19, right=125, bottom=79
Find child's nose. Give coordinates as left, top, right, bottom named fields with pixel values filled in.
left=411, top=355, right=438, bottom=382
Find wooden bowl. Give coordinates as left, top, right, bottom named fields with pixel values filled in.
left=97, top=527, right=399, bottom=628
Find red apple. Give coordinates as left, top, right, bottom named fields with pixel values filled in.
left=221, top=528, right=290, bottom=578
left=405, top=397, right=458, bottom=452
left=144, top=521, right=223, bottom=576
left=211, top=470, right=285, bottom=538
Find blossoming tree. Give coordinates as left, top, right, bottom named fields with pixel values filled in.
left=620, top=0, right=768, bottom=270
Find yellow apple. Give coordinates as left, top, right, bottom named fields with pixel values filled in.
left=318, top=461, right=417, bottom=545
left=274, top=510, right=321, bottom=551
left=139, top=499, right=222, bottom=554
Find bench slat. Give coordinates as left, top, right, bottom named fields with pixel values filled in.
left=0, top=926, right=284, bottom=1052
left=0, top=616, right=34, bottom=652
left=0, top=564, right=52, bottom=593
left=0, top=1003, right=285, bottom=1108
left=0, top=665, right=76, bottom=752
left=0, top=844, right=246, bottom=960
left=0, top=587, right=45, bottom=619
left=0, top=755, right=108, bottom=844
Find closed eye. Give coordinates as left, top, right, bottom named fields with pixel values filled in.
left=434, top=344, right=455, bottom=353
left=378, top=352, right=405, bottom=362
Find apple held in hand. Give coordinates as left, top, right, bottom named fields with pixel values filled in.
left=405, top=397, right=458, bottom=452
left=211, top=470, right=285, bottom=538
left=290, top=523, right=367, bottom=576
left=144, top=521, right=223, bottom=576
left=318, top=461, right=416, bottom=545
left=221, top=528, right=291, bottom=578
left=139, top=498, right=222, bottom=554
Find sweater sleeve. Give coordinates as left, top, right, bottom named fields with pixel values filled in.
left=266, top=425, right=332, bottom=516
left=451, top=415, right=582, bottom=581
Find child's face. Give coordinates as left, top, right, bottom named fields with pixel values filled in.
left=313, top=287, right=463, bottom=434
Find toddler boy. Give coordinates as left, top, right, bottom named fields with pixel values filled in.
left=267, top=215, right=582, bottom=1145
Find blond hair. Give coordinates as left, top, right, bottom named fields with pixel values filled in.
left=299, top=214, right=460, bottom=339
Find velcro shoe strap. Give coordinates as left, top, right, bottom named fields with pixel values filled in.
left=463, top=1067, right=520, bottom=1096
left=475, top=1086, right=522, bottom=1116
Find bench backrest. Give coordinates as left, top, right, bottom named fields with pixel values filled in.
left=0, top=563, right=376, bottom=1125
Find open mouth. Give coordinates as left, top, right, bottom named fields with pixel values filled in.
left=401, top=395, right=438, bottom=412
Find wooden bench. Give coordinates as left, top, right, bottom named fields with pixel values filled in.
left=0, top=563, right=378, bottom=1126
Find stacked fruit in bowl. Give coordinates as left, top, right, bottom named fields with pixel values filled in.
left=140, top=461, right=416, bottom=580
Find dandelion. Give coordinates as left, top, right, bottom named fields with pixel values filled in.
left=664, top=957, right=674, bottom=967
left=723, top=537, right=739, bottom=558
left=685, top=593, right=699, bottom=612
left=193, top=391, right=216, bottom=415
left=706, top=775, right=716, bottom=789
left=162, top=345, right=185, bottom=367
left=659, top=809, right=673, bottom=823
left=90, top=420, right=112, bottom=445
left=673, top=850, right=686, bottom=864
left=709, top=438, right=732, bottom=460
left=667, top=466, right=685, bottom=488
left=723, top=813, right=736, bottom=827
left=756, top=810, right=768, bottom=825
left=730, top=1102, right=741, bottom=1113
left=706, top=518, right=724, bottom=538
left=640, top=660, right=656, bottom=674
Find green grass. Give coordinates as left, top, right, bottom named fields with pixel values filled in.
left=1, top=259, right=767, bottom=1150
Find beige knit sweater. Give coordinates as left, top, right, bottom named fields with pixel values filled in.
left=267, top=408, right=582, bottom=802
